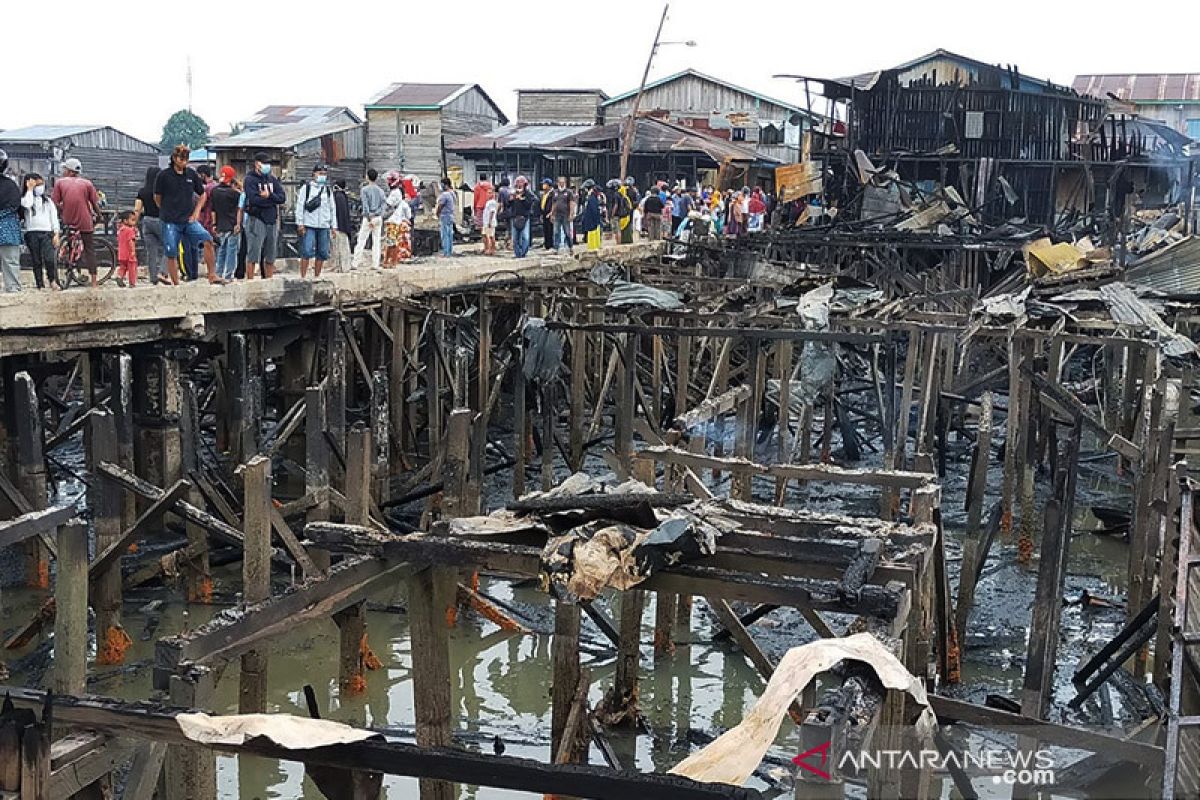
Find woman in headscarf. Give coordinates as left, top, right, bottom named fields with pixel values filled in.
left=608, top=179, right=634, bottom=245
left=725, top=189, right=745, bottom=239
left=709, top=188, right=725, bottom=237
left=580, top=180, right=605, bottom=251
left=381, top=171, right=412, bottom=267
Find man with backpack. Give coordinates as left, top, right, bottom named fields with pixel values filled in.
left=295, top=163, right=337, bottom=278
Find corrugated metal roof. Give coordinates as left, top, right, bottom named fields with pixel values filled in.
left=577, top=117, right=772, bottom=163
left=1074, top=74, right=1200, bottom=103
left=208, top=120, right=362, bottom=149
left=603, top=68, right=810, bottom=116
left=367, top=83, right=471, bottom=107
left=0, top=124, right=105, bottom=142
left=1127, top=237, right=1200, bottom=294
left=447, top=124, right=592, bottom=152
left=244, top=105, right=362, bottom=126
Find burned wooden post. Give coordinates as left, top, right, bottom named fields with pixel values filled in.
left=238, top=455, right=272, bottom=714
left=551, top=599, right=582, bottom=760
left=227, top=333, right=254, bottom=464
left=165, top=668, right=217, bottom=800
left=602, top=589, right=645, bottom=726
left=569, top=328, right=587, bottom=472
left=614, top=334, right=637, bottom=480
left=306, top=384, right=332, bottom=569
left=371, top=369, right=390, bottom=503
left=345, top=425, right=372, bottom=527
left=327, top=316, right=348, bottom=490
left=179, top=377, right=211, bottom=603
left=13, top=371, right=48, bottom=588
left=89, top=410, right=128, bottom=665
left=334, top=602, right=369, bottom=698
left=954, top=390, right=993, bottom=651
left=407, top=567, right=456, bottom=800
left=53, top=520, right=87, bottom=695
left=110, top=352, right=137, bottom=532
left=133, top=351, right=183, bottom=520
left=513, top=349, right=527, bottom=499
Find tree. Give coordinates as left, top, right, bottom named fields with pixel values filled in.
left=160, top=110, right=210, bottom=151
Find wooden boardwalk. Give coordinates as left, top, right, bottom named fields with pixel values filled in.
left=0, top=242, right=662, bottom=357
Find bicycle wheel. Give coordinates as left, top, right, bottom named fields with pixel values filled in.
left=55, top=243, right=87, bottom=288
left=94, top=239, right=118, bottom=285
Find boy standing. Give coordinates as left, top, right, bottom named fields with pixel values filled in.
left=481, top=189, right=498, bottom=256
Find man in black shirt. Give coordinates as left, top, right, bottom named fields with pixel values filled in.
left=210, top=166, right=241, bottom=281
left=642, top=191, right=665, bottom=240
left=154, top=144, right=215, bottom=285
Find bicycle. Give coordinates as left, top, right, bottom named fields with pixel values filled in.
left=57, top=226, right=117, bottom=288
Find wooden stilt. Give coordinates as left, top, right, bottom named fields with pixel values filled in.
left=238, top=455, right=272, bottom=714
left=407, top=567, right=456, bottom=800
left=345, top=426, right=372, bottom=527
left=13, top=372, right=48, bottom=588
left=89, top=410, right=126, bottom=665
left=550, top=600, right=582, bottom=758
left=52, top=521, right=87, bottom=695
left=335, top=602, right=368, bottom=697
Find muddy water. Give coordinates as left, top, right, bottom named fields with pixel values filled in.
left=2, top=423, right=1149, bottom=798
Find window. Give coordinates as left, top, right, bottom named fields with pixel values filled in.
left=731, top=127, right=747, bottom=142
left=760, top=125, right=784, bottom=145
left=403, top=123, right=421, bottom=136
left=1188, top=119, right=1200, bottom=141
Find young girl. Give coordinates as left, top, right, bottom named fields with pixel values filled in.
left=116, top=210, right=139, bottom=287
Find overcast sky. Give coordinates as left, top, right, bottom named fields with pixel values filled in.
left=6, top=0, right=1197, bottom=145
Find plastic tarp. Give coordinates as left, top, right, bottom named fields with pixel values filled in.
left=521, top=318, right=563, bottom=382
left=177, top=712, right=380, bottom=750
left=796, top=283, right=836, bottom=406
left=670, top=633, right=935, bottom=786
left=605, top=281, right=685, bottom=312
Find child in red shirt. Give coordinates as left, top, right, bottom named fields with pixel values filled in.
left=116, top=210, right=138, bottom=287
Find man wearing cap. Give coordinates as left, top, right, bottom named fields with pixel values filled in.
left=210, top=166, right=242, bottom=282
left=294, top=163, right=337, bottom=278
left=50, top=157, right=102, bottom=287
left=242, top=152, right=286, bottom=279
left=154, top=144, right=215, bottom=285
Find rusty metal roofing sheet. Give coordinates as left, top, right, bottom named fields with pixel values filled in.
left=1073, top=74, right=1200, bottom=103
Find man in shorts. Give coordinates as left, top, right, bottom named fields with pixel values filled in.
left=241, top=152, right=286, bottom=279
left=154, top=145, right=215, bottom=284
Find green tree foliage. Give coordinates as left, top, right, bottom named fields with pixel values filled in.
left=160, top=110, right=210, bottom=151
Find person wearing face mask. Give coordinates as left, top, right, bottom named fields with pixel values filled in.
left=242, top=152, right=286, bottom=279
left=20, top=172, right=60, bottom=289
left=295, top=163, right=337, bottom=278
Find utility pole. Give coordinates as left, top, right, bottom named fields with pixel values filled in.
left=619, top=4, right=669, bottom=181
left=186, top=55, right=194, bottom=112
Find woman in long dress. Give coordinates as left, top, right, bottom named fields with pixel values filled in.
left=381, top=171, right=412, bottom=267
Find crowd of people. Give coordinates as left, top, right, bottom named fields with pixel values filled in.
left=0, top=143, right=784, bottom=293
left=467, top=173, right=778, bottom=257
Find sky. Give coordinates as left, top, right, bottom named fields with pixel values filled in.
left=6, top=0, right=1199, bottom=145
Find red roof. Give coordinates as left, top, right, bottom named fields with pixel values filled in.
left=1074, top=74, right=1200, bottom=103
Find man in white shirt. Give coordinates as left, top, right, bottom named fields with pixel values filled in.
left=295, top=164, right=337, bottom=278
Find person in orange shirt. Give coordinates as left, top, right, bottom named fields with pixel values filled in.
left=115, top=210, right=139, bottom=287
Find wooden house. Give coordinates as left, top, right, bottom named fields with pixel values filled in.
left=0, top=125, right=160, bottom=212
left=516, top=89, right=608, bottom=125
left=364, top=83, right=508, bottom=184
left=447, top=115, right=775, bottom=190
left=241, top=105, right=362, bottom=132
left=1073, top=73, right=1200, bottom=139
left=206, top=120, right=365, bottom=222
left=600, top=69, right=818, bottom=164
